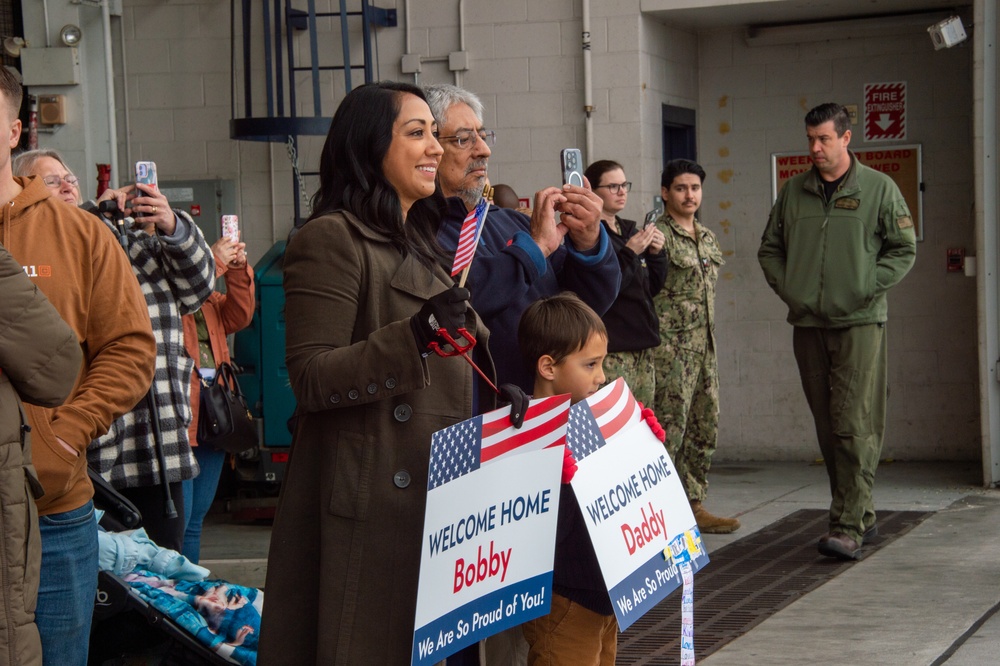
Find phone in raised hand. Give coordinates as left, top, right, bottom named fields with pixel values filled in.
left=221, top=215, right=240, bottom=243
left=560, top=148, right=585, bottom=187
left=134, top=161, right=157, bottom=217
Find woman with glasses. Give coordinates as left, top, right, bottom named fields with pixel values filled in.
left=14, top=148, right=216, bottom=553
left=11, top=149, right=82, bottom=205
left=583, top=160, right=667, bottom=407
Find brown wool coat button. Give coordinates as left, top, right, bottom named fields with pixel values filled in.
left=367, top=382, right=378, bottom=395
left=393, top=404, right=412, bottom=422
left=385, top=377, right=397, bottom=390
left=329, top=394, right=341, bottom=404
left=348, top=389, right=360, bottom=400
left=393, top=470, right=411, bottom=488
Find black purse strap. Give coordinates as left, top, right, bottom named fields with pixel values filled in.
left=213, top=362, right=244, bottom=398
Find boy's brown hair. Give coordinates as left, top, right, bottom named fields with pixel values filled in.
left=518, top=292, right=607, bottom=373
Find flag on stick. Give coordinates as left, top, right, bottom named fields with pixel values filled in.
left=451, top=195, right=489, bottom=277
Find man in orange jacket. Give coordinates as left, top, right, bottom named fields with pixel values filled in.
left=0, top=67, right=155, bottom=666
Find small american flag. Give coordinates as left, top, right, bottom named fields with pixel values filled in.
left=450, top=196, right=490, bottom=276
left=428, top=395, right=570, bottom=489
left=567, top=378, right=640, bottom=461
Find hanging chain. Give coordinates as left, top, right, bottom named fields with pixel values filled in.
left=286, top=135, right=312, bottom=214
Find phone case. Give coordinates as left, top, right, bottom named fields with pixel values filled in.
left=134, top=161, right=157, bottom=217
left=222, top=215, right=240, bottom=243
left=560, top=149, right=584, bottom=187
left=135, top=161, right=158, bottom=190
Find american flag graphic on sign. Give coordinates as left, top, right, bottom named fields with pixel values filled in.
left=428, top=395, right=571, bottom=489
left=450, top=196, right=490, bottom=276
left=566, top=378, right=640, bottom=461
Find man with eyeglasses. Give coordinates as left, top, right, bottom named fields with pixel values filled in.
left=424, top=83, right=620, bottom=393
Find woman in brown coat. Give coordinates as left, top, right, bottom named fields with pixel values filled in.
left=258, top=82, right=495, bottom=664
left=0, top=244, right=82, bottom=666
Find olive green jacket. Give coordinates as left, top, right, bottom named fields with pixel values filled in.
left=0, top=245, right=82, bottom=666
left=758, top=154, right=916, bottom=328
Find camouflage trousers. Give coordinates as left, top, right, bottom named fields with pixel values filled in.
left=653, top=341, right=718, bottom=502
left=602, top=348, right=656, bottom=408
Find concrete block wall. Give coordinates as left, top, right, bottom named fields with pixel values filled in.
left=696, top=24, right=979, bottom=461
left=18, top=1, right=981, bottom=461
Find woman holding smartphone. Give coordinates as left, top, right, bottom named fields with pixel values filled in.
left=257, top=82, right=495, bottom=664
left=584, top=160, right=667, bottom=407
left=180, top=232, right=255, bottom=563
left=13, top=149, right=216, bottom=551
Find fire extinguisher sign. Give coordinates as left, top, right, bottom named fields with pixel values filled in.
left=864, top=82, right=906, bottom=142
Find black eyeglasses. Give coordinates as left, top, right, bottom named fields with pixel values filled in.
left=42, top=174, right=79, bottom=188
left=438, top=129, right=497, bottom=150
left=595, top=182, right=632, bottom=194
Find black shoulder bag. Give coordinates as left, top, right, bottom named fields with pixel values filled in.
left=197, top=362, right=258, bottom=454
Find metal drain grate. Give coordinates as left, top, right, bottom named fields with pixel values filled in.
left=616, top=508, right=931, bottom=664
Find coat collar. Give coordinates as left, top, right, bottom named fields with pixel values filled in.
left=330, top=208, right=455, bottom=300
left=803, top=151, right=861, bottom=200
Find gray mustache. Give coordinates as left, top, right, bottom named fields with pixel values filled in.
left=465, top=160, right=488, bottom=175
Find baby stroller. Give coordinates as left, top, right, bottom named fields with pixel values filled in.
left=88, top=470, right=259, bottom=666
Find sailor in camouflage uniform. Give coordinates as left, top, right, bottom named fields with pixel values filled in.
left=652, top=159, right=740, bottom=534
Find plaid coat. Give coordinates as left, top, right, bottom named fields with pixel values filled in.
left=88, top=211, right=215, bottom=489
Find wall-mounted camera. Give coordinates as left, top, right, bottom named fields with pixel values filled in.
left=928, top=16, right=967, bottom=50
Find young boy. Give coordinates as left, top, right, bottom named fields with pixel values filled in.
left=518, top=292, right=617, bottom=666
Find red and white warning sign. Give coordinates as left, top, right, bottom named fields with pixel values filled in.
left=864, top=82, right=906, bottom=142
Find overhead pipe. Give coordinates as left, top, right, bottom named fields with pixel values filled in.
left=101, top=0, right=119, bottom=186
left=456, top=0, right=465, bottom=87
left=116, top=11, right=131, bottom=174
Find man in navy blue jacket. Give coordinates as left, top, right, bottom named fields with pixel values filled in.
left=425, top=84, right=621, bottom=392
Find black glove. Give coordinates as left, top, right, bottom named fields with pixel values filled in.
left=499, top=383, right=529, bottom=429
left=410, top=286, right=471, bottom=353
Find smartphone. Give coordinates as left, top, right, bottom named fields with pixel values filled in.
left=134, top=161, right=158, bottom=217
left=221, top=215, right=240, bottom=243
left=560, top=148, right=585, bottom=187
left=643, top=210, right=659, bottom=229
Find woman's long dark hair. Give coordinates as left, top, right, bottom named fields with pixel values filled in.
left=309, top=81, right=445, bottom=268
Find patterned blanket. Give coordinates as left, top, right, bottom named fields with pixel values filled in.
left=124, top=569, right=263, bottom=665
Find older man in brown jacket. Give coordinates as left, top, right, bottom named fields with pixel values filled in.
left=0, top=245, right=82, bottom=666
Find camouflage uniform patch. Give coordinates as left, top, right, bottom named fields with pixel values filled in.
left=652, top=215, right=723, bottom=501
left=602, top=347, right=656, bottom=407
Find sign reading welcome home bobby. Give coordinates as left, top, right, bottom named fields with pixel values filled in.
left=411, top=396, right=570, bottom=665
left=568, top=378, right=710, bottom=630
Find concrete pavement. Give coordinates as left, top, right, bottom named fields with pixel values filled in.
left=697, top=462, right=1000, bottom=665
left=197, top=460, right=1000, bottom=664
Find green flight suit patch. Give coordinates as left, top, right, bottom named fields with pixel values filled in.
left=834, top=198, right=860, bottom=210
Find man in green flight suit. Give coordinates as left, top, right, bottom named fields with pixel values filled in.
left=653, top=159, right=740, bottom=534
left=759, top=103, right=916, bottom=560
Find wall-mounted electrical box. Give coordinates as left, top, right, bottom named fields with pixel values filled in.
left=20, top=47, right=80, bottom=85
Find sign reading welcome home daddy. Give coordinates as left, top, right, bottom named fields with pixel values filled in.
left=567, top=378, right=709, bottom=630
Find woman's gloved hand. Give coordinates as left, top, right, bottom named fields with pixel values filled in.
left=410, top=286, right=470, bottom=353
